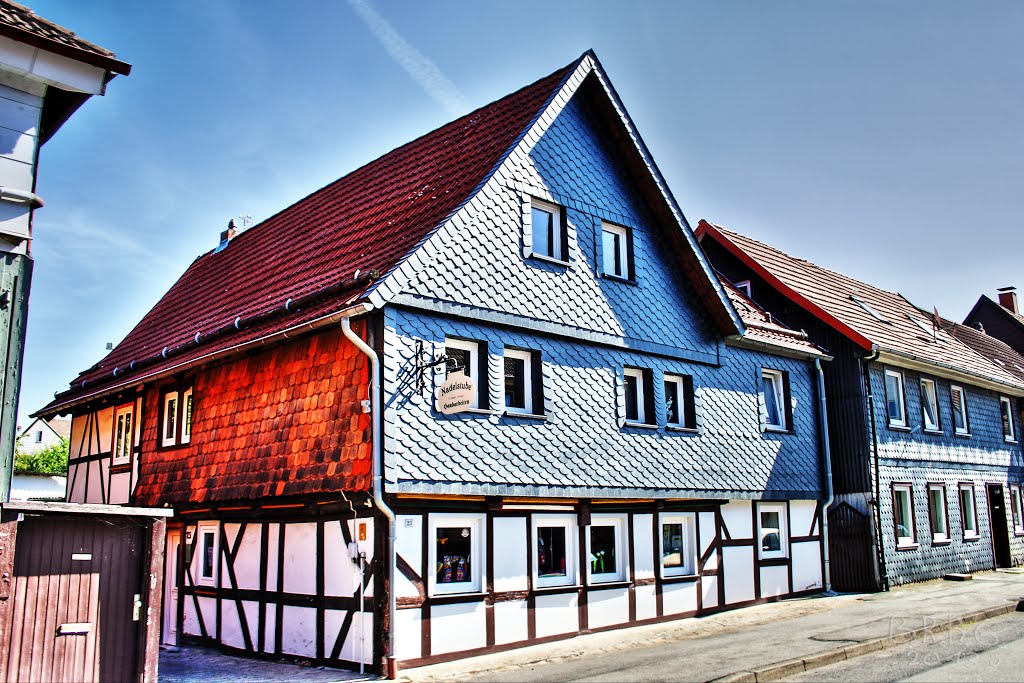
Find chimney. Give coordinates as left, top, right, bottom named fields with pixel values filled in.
left=997, top=286, right=1018, bottom=315
left=215, top=219, right=238, bottom=254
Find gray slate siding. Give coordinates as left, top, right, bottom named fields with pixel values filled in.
left=869, top=364, right=1024, bottom=583
left=382, top=307, right=822, bottom=499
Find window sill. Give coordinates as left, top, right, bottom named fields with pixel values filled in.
left=601, top=273, right=639, bottom=286
left=922, top=429, right=943, bottom=436
left=1004, top=439, right=1018, bottom=445
left=666, top=425, right=699, bottom=434
left=963, top=534, right=981, bottom=542
left=954, top=431, right=971, bottom=438
left=764, top=426, right=793, bottom=434
left=503, top=411, right=546, bottom=421
left=624, top=421, right=658, bottom=430
left=661, top=573, right=699, bottom=584
left=586, top=579, right=631, bottom=589
left=532, top=583, right=583, bottom=594
left=441, top=407, right=495, bottom=417
left=888, top=424, right=911, bottom=432
left=896, top=542, right=920, bottom=551
left=428, top=591, right=488, bottom=602
left=528, top=253, right=571, bottom=268
left=931, top=538, right=952, bottom=547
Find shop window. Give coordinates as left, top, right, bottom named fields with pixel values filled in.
left=884, top=369, right=906, bottom=428
left=197, top=522, right=218, bottom=587
left=757, top=503, right=788, bottom=560
left=429, top=514, right=484, bottom=595
left=112, top=405, right=133, bottom=466
left=950, top=385, right=969, bottom=435
left=664, top=374, right=697, bottom=429
left=587, top=514, right=627, bottom=583
left=927, top=484, right=949, bottom=543
left=659, top=513, right=696, bottom=576
left=893, top=484, right=916, bottom=547
left=920, top=378, right=940, bottom=432
left=959, top=483, right=979, bottom=539
left=533, top=514, right=577, bottom=588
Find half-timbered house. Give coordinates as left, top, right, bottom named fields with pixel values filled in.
left=37, top=52, right=830, bottom=675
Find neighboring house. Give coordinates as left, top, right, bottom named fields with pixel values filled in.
left=16, top=415, right=69, bottom=454
left=0, top=0, right=130, bottom=501
left=964, top=288, right=1024, bottom=356
left=9, top=472, right=64, bottom=500
left=697, top=220, right=1024, bottom=591
left=36, top=52, right=829, bottom=674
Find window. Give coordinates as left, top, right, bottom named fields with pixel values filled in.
left=182, top=387, right=194, bottom=444
left=920, top=378, right=940, bottom=432
left=532, top=514, right=577, bottom=588
left=601, top=222, right=632, bottom=280
left=760, top=369, right=788, bottom=431
left=733, top=280, right=752, bottom=298
left=659, top=513, right=696, bottom=576
left=623, top=367, right=654, bottom=425
left=1011, top=485, right=1024, bottom=535
left=664, top=374, right=697, bottom=429
left=1000, top=397, right=1016, bottom=442
left=850, top=294, right=890, bottom=323
left=950, top=385, right=969, bottom=435
left=34, top=430, right=42, bottom=443
left=959, top=484, right=979, bottom=539
left=112, top=405, right=133, bottom=466
left=884, top=369, right=906, bottom=428
left=504, top=348, right=541, bottom=415
left=927, top=484, right=949, bottom=543
left=429, top=514, right=484, bottom=595
left=197, top=522, right=219, bottom=586
left=757, top=503, right=788, bottom=559
left=445, top=338, right=486, bottom=410
left=587, top=515, right=627, bottom=583
left=528, top=197, right=566, bottom=262
left=892, top=484, right=916, bottom=547
left=162, top=391, right=179, bottom=447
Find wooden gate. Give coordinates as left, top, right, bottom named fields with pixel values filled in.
left=0, top=502, right=169, bottom=683
left=827, top=502, right=877, bottom=592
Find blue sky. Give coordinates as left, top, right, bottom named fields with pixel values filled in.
left=18, top=1, right=1024, bottom=425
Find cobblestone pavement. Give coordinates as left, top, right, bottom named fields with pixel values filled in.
left=158, top=646, right=373, bottom=683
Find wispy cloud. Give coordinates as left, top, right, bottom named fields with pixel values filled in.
left=347, top=0, right=468, bottom=116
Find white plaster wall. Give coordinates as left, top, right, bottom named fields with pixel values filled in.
left=266, top=523, right=280, bottom=591
left=221, top=599, right=244, bottom=650
left=493, top=516, right=527, bottom=592
left=96, top=407, right=113, bottom=453
left=699, top=511, right=716, bottom=561
left=759, top=565, right=789, bottom=598
left=494, top=599, right=528, bottom=645
left=68, top=463, right=86, bottom=502
left=632, top=514, right=654, bottom=581
left=396, top=515, right=422, bottom=599
left=69, top=415, right=86, bottom=459
left=281, top=605, right=317, bottom=658
left=790, top=500, right=818, bottom=537
left=534, top=592, right=578, bottom=637
left=283, top=523, right=317, bottom=594
left=662, top=581, right=698, bottom=615
left=722, top=546, right=755, bottom=604
left=262, top=604, right=277, bottom=655
left=108, top=471, right=129, bottom=504
left=325, top=520, right=356, bottom=598
left=85, top=461, right=102, bottom=503
left=233, top=525, right=263, bottom=591
left=702, top=575, right=719, bottom=609
left=329, top=608, right=373, bottom=664
left=721, top=501, right=752, bottom=539
left=198, top=596, right=216, bottom=638
left=791, top=541, right=823, bottom=593
left=395, top=608, right=421, bottom=660
left=587, top=586, right=629, bottom=629
left=183, top=597, right=200, bottom=636
left=429, top=602, right=487, bottom=655
left=634, top=584, right=657, bottom=621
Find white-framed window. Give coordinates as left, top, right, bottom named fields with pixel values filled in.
left=112, top=405, right=133, bottom=466
left=162, top=390, right=179, bottom=447
left=529, top=197, right=566, bottom=262
left=734, top=280, right=752, bottom=298
left=927, top=484, right=949, bottom=543
left=182, top=387, right=194, bottom=444
left=34, top=430, right=42, bottom=443
left=504, top=348, right=538, bottom=415
left=532, top=514, right=578, bottom=588
left=445, top=338, right=484, bottom=410
left=601, top=221, right=631, bottom=279
left=757, top=503, right=788, bottom=559
left=623, top=367, right=652, bottom=425
left=950, top=385, right=969, bottom=435
left=664, top=374, right=696, bottom=429
left=1000, top=396, right=1016, bottom=442
left=959, top=483, right=979, bottom=539
left=659, top=513, right=696, bottom=576
left=920, top=378, right=940, bottom=432
left=892, top=484, right=916, bottom=547
left=429, top=514, right=485, bottom=595
left=884, top=369, right=906, bottom=428
left=850, top=294, right=890, bottom=323
left=586, top=514, right=628, bottom=584
left=197, top=522, right=219, bottom=587
left=1011, top=485, right=1024, bottom=535
left=760, top=369, right=788, bottom=431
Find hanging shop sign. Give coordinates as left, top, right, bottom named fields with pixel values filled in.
left=437, top=370, right=475, bottom=415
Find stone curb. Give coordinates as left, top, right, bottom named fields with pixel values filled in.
left=710, top=601, right=1019, bottom=683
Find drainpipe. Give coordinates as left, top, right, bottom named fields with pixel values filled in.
left=341, top=312, right=398, bottom=679
left=814, top=357, right=835, bottom=594
left=863, top=348, right=888, bottom=591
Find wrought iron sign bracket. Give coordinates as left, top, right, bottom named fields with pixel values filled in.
left=415, top=340, right=464, bottom=392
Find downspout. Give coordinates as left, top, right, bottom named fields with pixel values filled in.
left=341, top=312, right=398, bottom=678
left=863, top=348, right=888, bottom=591
left=814, top=357, right=835, bottom=594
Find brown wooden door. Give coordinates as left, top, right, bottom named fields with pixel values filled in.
left=3, top=515, right=145, bottom=682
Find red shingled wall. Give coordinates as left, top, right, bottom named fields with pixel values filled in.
left=133, top=323, right=372, bottom=506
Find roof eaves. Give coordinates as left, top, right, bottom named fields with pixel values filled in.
left=0, top=22, right=131, bottom=76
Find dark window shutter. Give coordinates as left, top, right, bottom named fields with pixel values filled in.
left=782, top=371, right=793, bottom=431
left=532, top=350, right=544, bottom=415
left=626, top=228, right=636, bottom=281
left=682, top=375, right=697, bottom=429
left=643, top=368, right=655, bottom=425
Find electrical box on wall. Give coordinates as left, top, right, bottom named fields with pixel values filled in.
left=348, top=519, right=372, bottom=560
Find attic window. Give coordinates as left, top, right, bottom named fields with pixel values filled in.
left=734, top=280, right=752, bottom=298
left=850, top=295, right=889, bottom=323
left=907, top=313, right=939, bottom=339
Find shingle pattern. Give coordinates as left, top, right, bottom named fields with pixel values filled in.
left=720, top=278, right=823, bottom=357
left=698, top=221, right=1024, bottom=390
left=133, top=325, right=371, bottom=506
left=0, top=1, right=129, bottom=72
left=40, top=59, right=578, bottom=416
left=943, top=319, right=1024, bottom=384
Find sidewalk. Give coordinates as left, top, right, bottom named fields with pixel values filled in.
left=399, top=570, right=1024, bottom=683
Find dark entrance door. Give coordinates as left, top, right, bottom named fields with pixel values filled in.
left=986, top=483, right=1012, bottom=568
left=827, top=502, right=878, bottom=592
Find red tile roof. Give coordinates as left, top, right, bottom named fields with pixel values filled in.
left=0, top=1, right=130, bottom=74
left=698, top=220, right=1024, bottom=390
left=720, top=278, right=824, bottom=357
left=39, top=56, right=579, bottom=417
left=943, top=319, right=1024, bottom=385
